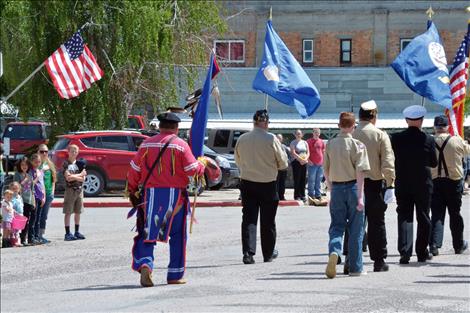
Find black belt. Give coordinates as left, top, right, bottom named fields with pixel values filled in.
left=332, top=180, right=356, bottom=185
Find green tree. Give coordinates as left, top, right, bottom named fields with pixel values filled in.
left=0, top=0, right=226, bottom=136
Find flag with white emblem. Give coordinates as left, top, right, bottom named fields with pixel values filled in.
left=252, top=20, right=321, bottom=118
left=391, top=21, right=452, bottom=109
left=44, top=31, right=104, bottom=99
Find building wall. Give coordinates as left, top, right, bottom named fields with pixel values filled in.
left=180, top=67, right=442, bottom=117
left=218, top=1, right=468, bottom=67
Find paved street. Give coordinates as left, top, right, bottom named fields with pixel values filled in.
left=1, top=190, right=469, bottom=313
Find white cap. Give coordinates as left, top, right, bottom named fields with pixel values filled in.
left=360, top=100, right=377, bottom=111
left=403, top=105, right=427, bottom=120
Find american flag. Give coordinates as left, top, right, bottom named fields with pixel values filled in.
left=447, top=24, right=469, bottom=136
left=44, top=31, right=103, bottom=99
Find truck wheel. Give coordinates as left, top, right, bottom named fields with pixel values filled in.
left=83, top=169, right=104, bottom=197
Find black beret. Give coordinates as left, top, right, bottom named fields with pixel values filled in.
left=253, top=109, right=269, bottom=122
left=157, top=112, right=181, bottom=123
left=434, top=115, right=448, bottom=127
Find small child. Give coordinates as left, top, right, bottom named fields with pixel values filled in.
left=10, top=182, right=24, bottom=247
left=1, top=190, right=15, bottom=246
left=63, top=144, right=87, bottom=241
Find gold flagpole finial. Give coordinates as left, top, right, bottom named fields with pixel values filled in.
left=426, top=6, right=435, bottom=20
left=269, top=6, right=272, bottom=20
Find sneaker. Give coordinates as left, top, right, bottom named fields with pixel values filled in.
left=455, top=240, right=468, bottom=254
left=349, top=271, right=367, bottom=277
left=74, top=232, right=86, bottom=240
left=39, top=237, right=51, bottom=244
left=64, top=233, right=77, bottom=241
left=140, top=267, right=154, bottom=287
left=325, top=253, right=338, bottom=279
left=343, top=262, right=350, bottom=275
left=307, top=196, right=315, bottom=205
left=430, top=246, right=439, bottom=256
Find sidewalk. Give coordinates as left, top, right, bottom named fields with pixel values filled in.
left=50, top=188, right=303, bottom=208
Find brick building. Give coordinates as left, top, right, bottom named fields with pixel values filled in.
left=218, top=1, right=467, bottom=68
left=177, top=1, right=469, bottom=134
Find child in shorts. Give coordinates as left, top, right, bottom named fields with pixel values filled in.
left=1, top=190, right=15, bottom=246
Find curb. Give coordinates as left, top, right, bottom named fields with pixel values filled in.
left=50, top=200, right=303, bottom=208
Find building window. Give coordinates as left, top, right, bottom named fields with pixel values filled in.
left=214, top=40, right=245, bottom=63
left=340, top=39, right=352, bottom=63
left=400, top=38, right=413, bottom=52
left=303, top=39, right=314, bottom=63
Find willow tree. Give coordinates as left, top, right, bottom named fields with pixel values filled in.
left=0, top=0, right=226, bottom=135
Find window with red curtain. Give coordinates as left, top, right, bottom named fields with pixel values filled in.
left=214, top=40, right=245, bottom=63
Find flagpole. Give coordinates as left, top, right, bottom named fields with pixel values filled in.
left=264, top=94, right=269, bottom=111
left=2, top=63, right=45, bottom=103
left=421, top=97, right=425, bottom=107
left=2, top=21, right=91, bottom=103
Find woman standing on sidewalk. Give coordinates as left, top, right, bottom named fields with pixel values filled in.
left=36, top=144, right=56, bottom=243
left=290, top=130, right=309, bottom=201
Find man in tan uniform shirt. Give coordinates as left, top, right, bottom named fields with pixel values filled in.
left=430, top=115, right=470, bottom=256
left=235, top=109, right=288, bottom=265
left=352, top=100, right=395, bottom=272
left=324, top=112, right=370, bottom=278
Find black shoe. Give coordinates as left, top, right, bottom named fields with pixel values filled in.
left=362, top=245, right=368, bottom=253
left=455, top=240, right=468, bottom=254
left=399, top=256, right=410, bottom=264
left=430, top=246, right=439, bottom=256
left=337, top=255, right=342, bottom=265
left=243, top=254, right=255, bottom=264
left=343, top=262, right=350, bottom=275
left=373, top=260, right=389, bottom=272
left=264, top=249, right=279, bottom=262
left=417, top=252, right=433, bottom=263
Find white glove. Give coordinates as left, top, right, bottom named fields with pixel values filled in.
left=384, top=188, right=395, bottom=204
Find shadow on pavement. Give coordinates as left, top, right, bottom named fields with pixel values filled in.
left=63, top=284, right=163, bottom=291
left=414, top=280, right=470, bottom=284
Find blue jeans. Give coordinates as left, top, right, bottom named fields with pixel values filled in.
left=328, top=182, right=365, bottom=273
left=36, top=194, right=54, bottom=232
left=307, top=164, right=323, bottom=198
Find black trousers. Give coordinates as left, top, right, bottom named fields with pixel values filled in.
left=277, top=170, right=287, bottom=200
left=430, top=178, right=464, bottom=251
left=20, top=203, right=35, bottom=243
left=364, top=179, right=388, bottom=261
left=396, top=186, right=432, bottom=259
left=240, top=179, right=279, bottom=259
left=291, top=160, right=306, bottom=199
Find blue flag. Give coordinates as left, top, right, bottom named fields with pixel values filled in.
left=252, top=20, right=321, bottom=118
left=190, top=53, right=215, bottom=158
left=391, top=21, right=452, bottom=109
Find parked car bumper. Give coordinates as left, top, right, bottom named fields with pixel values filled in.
left=221, top=167, right=240, bottom=188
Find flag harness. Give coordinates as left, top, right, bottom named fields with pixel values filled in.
left=436, top=135, right=452, bottom=178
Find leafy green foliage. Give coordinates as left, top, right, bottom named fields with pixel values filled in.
left=0, top=0, right=226, bottom=137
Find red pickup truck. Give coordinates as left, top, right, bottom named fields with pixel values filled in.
left=1, top=121, right=50, bottom=165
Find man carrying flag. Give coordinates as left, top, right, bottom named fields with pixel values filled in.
left=127, top=112, right=205, bottom=287
left=446, top=23, right=469, bottom=136
left=252, top=19, right=321, bottom=118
